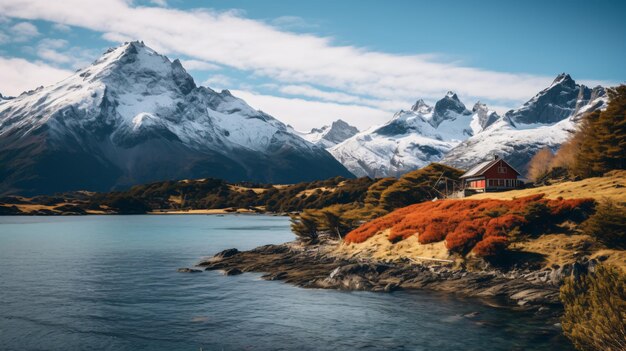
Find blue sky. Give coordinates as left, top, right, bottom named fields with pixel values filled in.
left=0, top=0, right=624, bottom=130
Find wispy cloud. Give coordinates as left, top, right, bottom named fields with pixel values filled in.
left=0, top=0, right=614, bottom=129
left=52, top=23, right=71, bottom=32
left=0, top=56, right=71, bottom=96
left=181, top=59, right=221, bottom=71
left=232, top=89, right=388, bottom=131
left=0, top=0, right=556, bottom=102
left=202, top=74, right=234, bottom=91
left=150, top=0, right=167, bottom=7
left=35, top=38, right=99, bottom=69
left=10, top=21, right=39, bottom=41
left=270, top=16, right=319, bottom=31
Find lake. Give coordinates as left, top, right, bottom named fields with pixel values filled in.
left=0, top=215, right=573, bottom=350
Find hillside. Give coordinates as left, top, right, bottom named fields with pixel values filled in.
left=466, top=170, right=626, bottom=203
left=339, top=171, right=626, bottom=272
left=0, top=176, right=374, bottom=215
left=0, top=163, right=463, bottom=217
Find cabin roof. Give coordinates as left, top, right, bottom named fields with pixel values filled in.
left=460, top=157, right=521, bottom=178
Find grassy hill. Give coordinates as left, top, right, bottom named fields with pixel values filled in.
left=340, top=171, right=626, bottom=272
left=467, top=170, right=626, bottom=203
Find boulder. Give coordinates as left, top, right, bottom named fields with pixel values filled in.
left=213, top=248, right=240, bottom=260
left=224, top=267, right=243, bottom=276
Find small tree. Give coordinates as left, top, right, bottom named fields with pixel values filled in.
left=528, top=147, right=554, bottom=182
left=560, top=265, right=626, bottom=351
left=551, top=134, right=582, bottom=175
left=290, top=212, right=319, bottom=244
left=574, top=85, right=626, bottom=178
left=320, top=207, right=353, bottom=239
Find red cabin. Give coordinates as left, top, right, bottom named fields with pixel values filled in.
left=461, top=156, right=522, bottom=192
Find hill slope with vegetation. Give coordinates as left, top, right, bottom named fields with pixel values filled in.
left=0, top=163, right=464, bottom=216
left=0, top=176, right=374, bottom=215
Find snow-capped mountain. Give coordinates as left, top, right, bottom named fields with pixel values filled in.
left=296, top=119, right=359, bottom=149
left=441, top=74, right=606, bottom=172
left=0, top=41, right=352, bottom=195
left=329, top=92, right=495, bottom=177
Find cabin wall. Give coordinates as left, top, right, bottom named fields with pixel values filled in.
left=482, top=160, right=518, bottom=180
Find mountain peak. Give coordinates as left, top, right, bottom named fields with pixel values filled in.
left=472, top=101, right=487, bottom=112
left=445, top=91, right=459, bottom=100
left=410, top=98, right=432, bottom=113
left=300, top=119, right=358, bottom=148
left=505, top=74, right=604, bottom=125
left=81, top=41, right=197, bottom=95
left=549, top=73, right=576, bottom=89
left=553, top=72, right=573, bottom=83
left=0, top=41, right=353, bottom=194
left=429, top=91, right=471, bottom=127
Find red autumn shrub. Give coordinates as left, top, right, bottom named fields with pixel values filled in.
left=473, top=236, right=509, bottom=257
left=485, top=214, right=526, bottom=237
left=343, top=194, right=595, bottom=258
left=549, top=198, right=595, bottom=217
left=417, top=220, right=450, bottom=244
left=445, top=219, right=487, bottom=254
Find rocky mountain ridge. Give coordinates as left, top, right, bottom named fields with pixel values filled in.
left=329, top=74, right=606, bottom=177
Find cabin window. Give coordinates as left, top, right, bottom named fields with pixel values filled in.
left=497, top=166, right=506, bottom=174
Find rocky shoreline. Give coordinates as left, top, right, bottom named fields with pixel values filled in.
left=192, top=242, right=599, bottom=313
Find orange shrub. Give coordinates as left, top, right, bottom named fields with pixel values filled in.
left=445, top=219, right=487, bottom=254
left=344, top=194, right=596, bottom=257
left=473, top=236, right=509, bottom=257
left=417, top=220, right=450, bottom=244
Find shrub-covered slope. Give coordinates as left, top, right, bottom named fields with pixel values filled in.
left=345, top=194, right=595, bottom=258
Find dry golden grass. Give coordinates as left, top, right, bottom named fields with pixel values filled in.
left=334, top=229, right=451, bottom=262
left=466, top=170, right=626, bottom=203
left=228, top=185, right=268, bottom=194
left=512, top=233, right=626, bottom=272
left=296, top=186, right=335, bottom=197
left=15, top=203, right=70, bottom=213
left=168, top=195, right=183, bottom=205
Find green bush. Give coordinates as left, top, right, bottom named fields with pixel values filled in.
left=583, top=200, right=626, bottom=249
left=560, top=265, right=626, bottom=351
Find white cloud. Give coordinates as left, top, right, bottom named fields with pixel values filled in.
left=0, top=56, right=71, bottom=96
left=0, top=31, right=9, bottom=44
left=202, top=74, right=234, bottom=91
left=10, top=21, right=39, bottom=41
left=150, top=0, right=167, bottom=7
left=52, top=23, right=71, bottom=32
left=181, top=59, right=221, bottom=71
left=0, top=0, right=615, bottom=130
left=34, top=38, right=96, bottom=69
left=232, top=89, right=389, bottom=131
left=270, top=16, right=318, bottom=31
left=277, top=84, right=407, bottom=112
left=0, top=1, right=554, bottom=100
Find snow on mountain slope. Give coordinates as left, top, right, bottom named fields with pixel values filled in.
left=296, top=119, right=359, bottom=149
left=329, top=92, right=497, bottom=177
left=0, top=41, right=353, bottom=195
left=441, top=74, right=607, bottom=173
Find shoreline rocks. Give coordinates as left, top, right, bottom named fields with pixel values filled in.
left=197, top=242, right=597, bottom=312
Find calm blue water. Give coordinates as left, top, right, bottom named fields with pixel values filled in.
left=0, top=215, right=572, bottom=351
